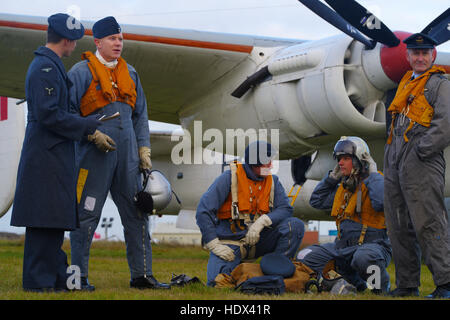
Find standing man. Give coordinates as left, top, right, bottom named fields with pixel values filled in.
left=68, top=16, right=169, bottom=291
left=10, top=13, right=100, bottom=292
left=384, top=33, right=450, bottom=298
left=196, top=141, right=305, bottom=287
left=297, top=137, right=392, bottom=294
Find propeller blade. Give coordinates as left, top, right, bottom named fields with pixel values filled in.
left=324, top=0, right=400, bottom=47
left=421, top=8, right=450, bottom=45
left=298, top=0, right=375, bottom=49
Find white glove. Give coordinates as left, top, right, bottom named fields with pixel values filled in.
left=244, top=215, right=272, bottom=246
left=205, top=238, right=235, bottom=262
left=87, top=130, right=116, bottom=152
left=361, top=152, right=377, bottom=174
left=139, top=146, right=152, bottom=170
left=329, top=163, right=343, bottom=180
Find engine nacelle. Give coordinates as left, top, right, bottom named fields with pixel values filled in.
left=180, top=35, right=389, bottom=160
left=253, top=35, right=388, bottom=159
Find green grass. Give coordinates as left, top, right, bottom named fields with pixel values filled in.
left=0, top=239, right=439, bottom=300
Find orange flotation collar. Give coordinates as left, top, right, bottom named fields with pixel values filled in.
left=79, top=51, right=137, bottom=116
left=387, top=65, right=445, bottom=144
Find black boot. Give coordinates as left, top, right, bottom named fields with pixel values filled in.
left=388, top=287, right=419, bottom=297
left=425, top=283, right=450, bottom=299
left=130, top=275, right=171, bottom=290
left=80, top=277, right=95, bottom=291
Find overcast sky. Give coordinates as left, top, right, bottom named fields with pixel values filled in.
left=1, top=0, right=450, bottom=52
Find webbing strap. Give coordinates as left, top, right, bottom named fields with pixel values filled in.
left=356, top=184, right=362, bottom=216
left=387, top=114, right=396, bottom=145
left=358, top=224, right=368, bottom=245
left=219, top=239, right=256, bottom=260
left=403, top=121, right=415, bottom=143
left=269, top=178, right=275, bottom=210
left=230, top=162, right=239, bottom=220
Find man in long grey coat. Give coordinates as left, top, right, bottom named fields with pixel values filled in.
left=10, top=14, right=100, bottom=292
left=384, top=33, right=450, bottom=299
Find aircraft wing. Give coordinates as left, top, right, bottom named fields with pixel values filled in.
left=0, top=13, right=301, bottom=124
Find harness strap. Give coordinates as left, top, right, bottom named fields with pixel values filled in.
left=219, top=239, right=256, bottom=260
left=356, top=184, right=362, bottom=216
left=269, top=178, right=275, bottom=209
left=387, top=113, right=396, bottom=145
left=230, top=162, right=239, bottom=220
left=358, top=224, right=368, bottom=245
left=228, top=219, right=247, bottom=234
left=403, top=121, right=415, bottom=143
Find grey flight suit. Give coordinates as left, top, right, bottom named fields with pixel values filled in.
left=384, top=72, right=450, bottom=288
left=68, top=58, right=152, bottom=281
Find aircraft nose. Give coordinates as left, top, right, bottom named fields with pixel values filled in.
left=379, top=31, right=414, bottom=83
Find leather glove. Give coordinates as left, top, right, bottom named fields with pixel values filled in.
left=244, top=214, right=272, bottom=246
left=139, top=146, right=152, bottom=170
left=87, top=130, right=116, bottom=153
left=329, top=163, right=343, bottom=180
left=205, top=238, right=235, bottom=262
left=361, top=152, right=377, bottom=174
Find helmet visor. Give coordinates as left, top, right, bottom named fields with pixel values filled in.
left=333, top=140, right=357, bottom=159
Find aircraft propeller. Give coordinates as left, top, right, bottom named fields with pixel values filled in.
left=420, top=7, right=450, bottom=46
left=297, top=0, right=376, bottom=49
left=232, top=1, right=449, bottom=98
left=299, top=0, right=449, bottom=49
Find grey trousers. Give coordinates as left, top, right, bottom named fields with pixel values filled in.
left=384, top=132, right=450, bottom=288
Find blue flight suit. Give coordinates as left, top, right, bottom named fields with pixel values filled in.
left=196, top=163, right=305, bottom=286
left=297, top=172, right=392, bottom=292
left=10, top=46, right=98, bottom=290
left=68, top=58, right=152, bottom=281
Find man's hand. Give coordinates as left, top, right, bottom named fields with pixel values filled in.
left=205, top=238, right=235, bottom=262
left=329, top=163, right=343, bottom=180
left=87, top=130, right=116, bottom=152
left=139, top=146, right=152, bottom=170
left=361, top=152, right=377, bottom=174
left=244, top=215, right=272, bottom=246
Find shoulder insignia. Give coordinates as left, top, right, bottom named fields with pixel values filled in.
left=41, top=67, right=53, bottom=73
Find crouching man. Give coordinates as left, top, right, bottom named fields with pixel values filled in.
left=196, top=141, right=305, bottom=286
left=297, top=136, right=392, bottom=294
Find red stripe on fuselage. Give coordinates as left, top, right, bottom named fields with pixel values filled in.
left=0, top=20, right=253, bottom=53
left=0, top=96, right=8, bottom=121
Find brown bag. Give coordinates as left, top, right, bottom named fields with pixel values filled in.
left=214, top=261, right=317, bottom=293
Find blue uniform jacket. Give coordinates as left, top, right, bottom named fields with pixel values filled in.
left=196, top=163, right=293, bottom=244
left=11, top=46, right=96, bottom=229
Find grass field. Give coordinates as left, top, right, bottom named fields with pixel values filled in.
left=0, top=239, right=439, bottom=301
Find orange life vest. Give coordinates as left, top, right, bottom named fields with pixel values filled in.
left=79, top=51, right=137, bottom=116
left=331, top=181, right=386, bottom=242
left=387, top=65, right=446, bottom=144
left=217, top=163, right=273, bottom=220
